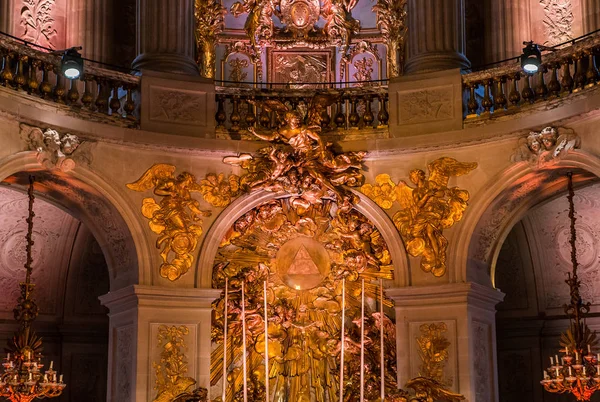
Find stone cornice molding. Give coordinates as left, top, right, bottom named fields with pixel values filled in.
left=99, top=285, right=221, bottom=314
left=387, top=282, right=505, bottom=311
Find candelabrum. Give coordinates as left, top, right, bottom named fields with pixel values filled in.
left=541, top=172, right=600, bottom=401
left=0, top=176, right=66, bottom=402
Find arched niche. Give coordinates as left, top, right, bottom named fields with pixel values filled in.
left=453, top=150, right=600, bottom=288
left=195, top=188, right=409, bottom=288
left=0, top=151, right=152, bottom=290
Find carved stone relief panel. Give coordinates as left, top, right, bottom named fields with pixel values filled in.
left=0, top=186, right=77, bottom=316
left=115, top=325, right=135, bottom=402
left=539, top=0, right=574, bottom=46
left=397, top=85, right=454, bottom=125
left=149, top=87, right=210, bottom=126
left=267, top=48, right=335, bottom=88
left=345, top=41, right=381, bottom=85
left=472, top=320, right=493, bottom=402
left=14, top=0, right=66, bottom=50
left=526, top=182, right=600, bottom=311
left=409, top=320, right=458, bottom=392
left=497, top=348, right=535, bottom=402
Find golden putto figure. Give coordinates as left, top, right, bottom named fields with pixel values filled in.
left=127, top=164, right=211, bottom=281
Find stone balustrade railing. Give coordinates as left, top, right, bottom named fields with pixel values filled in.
left=0, top=36, right=140, bottom=127
left=462, top=32, right=600, bottom=120
left=215, top=85, right=389, bottom=139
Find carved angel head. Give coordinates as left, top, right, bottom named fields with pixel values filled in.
left=526, top=131, right=542, bottom=153
left=540, top=126, right=558, bottom=150
left=284, top=111, right=303, bottom=129
left=60, top=133, right=80, bottom=155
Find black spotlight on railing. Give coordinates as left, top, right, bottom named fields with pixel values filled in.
left=61, top=47, right=84, bottom=79
left=521, top=41, right=542, bottom=74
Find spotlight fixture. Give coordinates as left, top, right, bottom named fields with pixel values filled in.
left=521, top=41, right=542, bottom=74
left=61, top=47, right=84, bottom=80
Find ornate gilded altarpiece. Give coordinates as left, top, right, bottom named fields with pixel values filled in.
left=267, top=48, right=335, bottom=88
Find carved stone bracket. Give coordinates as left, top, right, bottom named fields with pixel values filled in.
left=19, top=123, right=93, bottom=172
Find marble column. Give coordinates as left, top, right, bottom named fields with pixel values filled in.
left=0, top=0, right=11, bottom=35
left=66, top=0, right=112, bottom=64
left=404, top=0, right=471, bottom=74
left=486, top=0, right=531, bottom=64
left=583, top=0, right=600, bottom=33
left=100, top=285, right=220, bottom=402
left=131, top=0, right=198, bottom=75
left=387, top=282, right=504, bottom=402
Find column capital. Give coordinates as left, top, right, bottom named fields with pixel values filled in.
left=387, top=282, right=505, bottom=311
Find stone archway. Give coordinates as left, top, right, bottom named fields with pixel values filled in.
left=453, top=151, right=600, bottom=288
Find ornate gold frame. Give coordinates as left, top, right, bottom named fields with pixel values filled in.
left=266, top=47, right=336, bottom=88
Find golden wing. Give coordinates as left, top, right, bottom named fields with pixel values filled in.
left=248, top=98, right=290, bottom=114
left=405, top=377, right=465, bottom=402
left=427, top=157, right=477, bottom=189
left=127, top=163, right=176, bottom=192
left=394, top=180, right=415, bottom=211
left=307, top=93, right=338, bottom=127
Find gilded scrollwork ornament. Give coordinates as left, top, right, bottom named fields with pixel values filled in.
left=372, top=0, right=407, bottom=77
left=416, top=323, right=451, bottom=385
left=230, top=0, right=276, bottom=60
left=361, top=158, right=477, bottom=277
left=195, top=0, right=226, bottom=78
left=199, top=173, right=241, bottom=208
left=153, top=325, right=208, bottom=402
left=127, top=164, right=211, bottom=281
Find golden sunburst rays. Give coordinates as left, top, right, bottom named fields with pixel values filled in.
left=210, top=197, right=398, bottom=400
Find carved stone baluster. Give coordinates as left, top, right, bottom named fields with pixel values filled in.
left=377, top=95, right=389, bottom=126
left=585, top=50, right=599, bottom=86
left=14, top=55, right=27, bottom=89
left=81, top=76, right=94, bottom=109
left=494, top=77, right=507, bottom=111
left=109, top=84, right=121, bottom=115
left=38, top=63, right=52, bottom=99
left=547, top=63, right=561, bottom=97
left=466, top=83, right=478, bottom=116
left=124, top=85, right=136, bottom=118
left=215, top=95, right=226, bottom=127
left=53, top=73, right=66, bottom=104
left=535, top=67, right=548, bottom=99
left=508, top=74, right=521, bottom=106
left=245, top=99, right=256, bottom=128
left=481, top=80, right=493, bottom=113
left=334, top=98, right=346, bottom=128
left=348, top=97, right=360, bottom=128
left=95, top=79, right=109, bottom=113
left=27, top=60, right=40, bottom=95
left=320, top=104, right=331, bottom=129
left=230, top=97, right=241, bottom=132
left=573, top=53, right=586, bottom=89
left=521, top=74, right=534, bottom=103
left=363, top=96, right=374, bottom=128
left=259, top=99, right=270, bottom=128
left=0, top=51, right=14, bottom=86
left=67, top=78, right=80, bottom=104
left=560, top=60, right=574, bottom=93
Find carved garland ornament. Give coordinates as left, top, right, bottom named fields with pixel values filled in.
left=416, top=322, right=451, bottom=386
left=152, top=325, right=208, bottom=402
left=361, top=158, right=478, bottom=277
left=20, top=0, right=58, bottom=49
left=372, top=0, right=407, bottom=78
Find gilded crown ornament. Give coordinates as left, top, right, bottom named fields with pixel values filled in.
left=0, top=176, right=66, bottom=402
left=541, top=172, right=600, bottom=401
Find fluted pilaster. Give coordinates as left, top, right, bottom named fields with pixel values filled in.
left=0, top=0, right=11, bottom=35
left=131, top=0, right=198, bottom=75
left=583, top=0, right=600, bottom=33
left=404, top=0, right=470, bottom=74
left=66, top=0, right=112, bottom=64
left=486, top=0, right=531, bottom=63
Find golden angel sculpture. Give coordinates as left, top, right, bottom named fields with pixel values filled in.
left=127, top=164, right=211, bottom=281
left=362, top=158, right=477, bottom=277
left=223, top=94, right=366, bottom=214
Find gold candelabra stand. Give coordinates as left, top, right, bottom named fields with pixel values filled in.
left=540, top=172, right=600, bottom=401
left=0, top=176, right=66, bottom=402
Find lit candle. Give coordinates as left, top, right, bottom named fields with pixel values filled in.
left=556, top=367, right=560, bottom=377
left=550, top=356, right=554, bottom=365
left=583, top=366, right=587, bottom=375
left=49, top=361, right=53, bottom=370
left=569, top=366, right=573, bottom=376
left=589, top=344, right=592, bottom=354
left=43, top=374, right=48, bottom=382
left=264, top=280, right=269, bottom=401
left=59, top=374, right=63, bottom=383
left=222, top=278, right=228, bottom=402
left=339, top=278, right=345, bottom=401
left=555, top=355, right=559, bottom=365
left=28, top=372, right=32, bottom=381
left=576, top=351, right=579, bottom=361
left=241, top=281, right=248, bottom=402
left=379, top=279, right=384, bottom=402
left=360, top=278, right=365, bottom=402
left=566, top=346, right=569, bottom=355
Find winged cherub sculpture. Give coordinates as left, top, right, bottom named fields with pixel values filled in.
left=127, top=164, right=211, bottom=281
left=393, top=158, right=477, bottom=277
